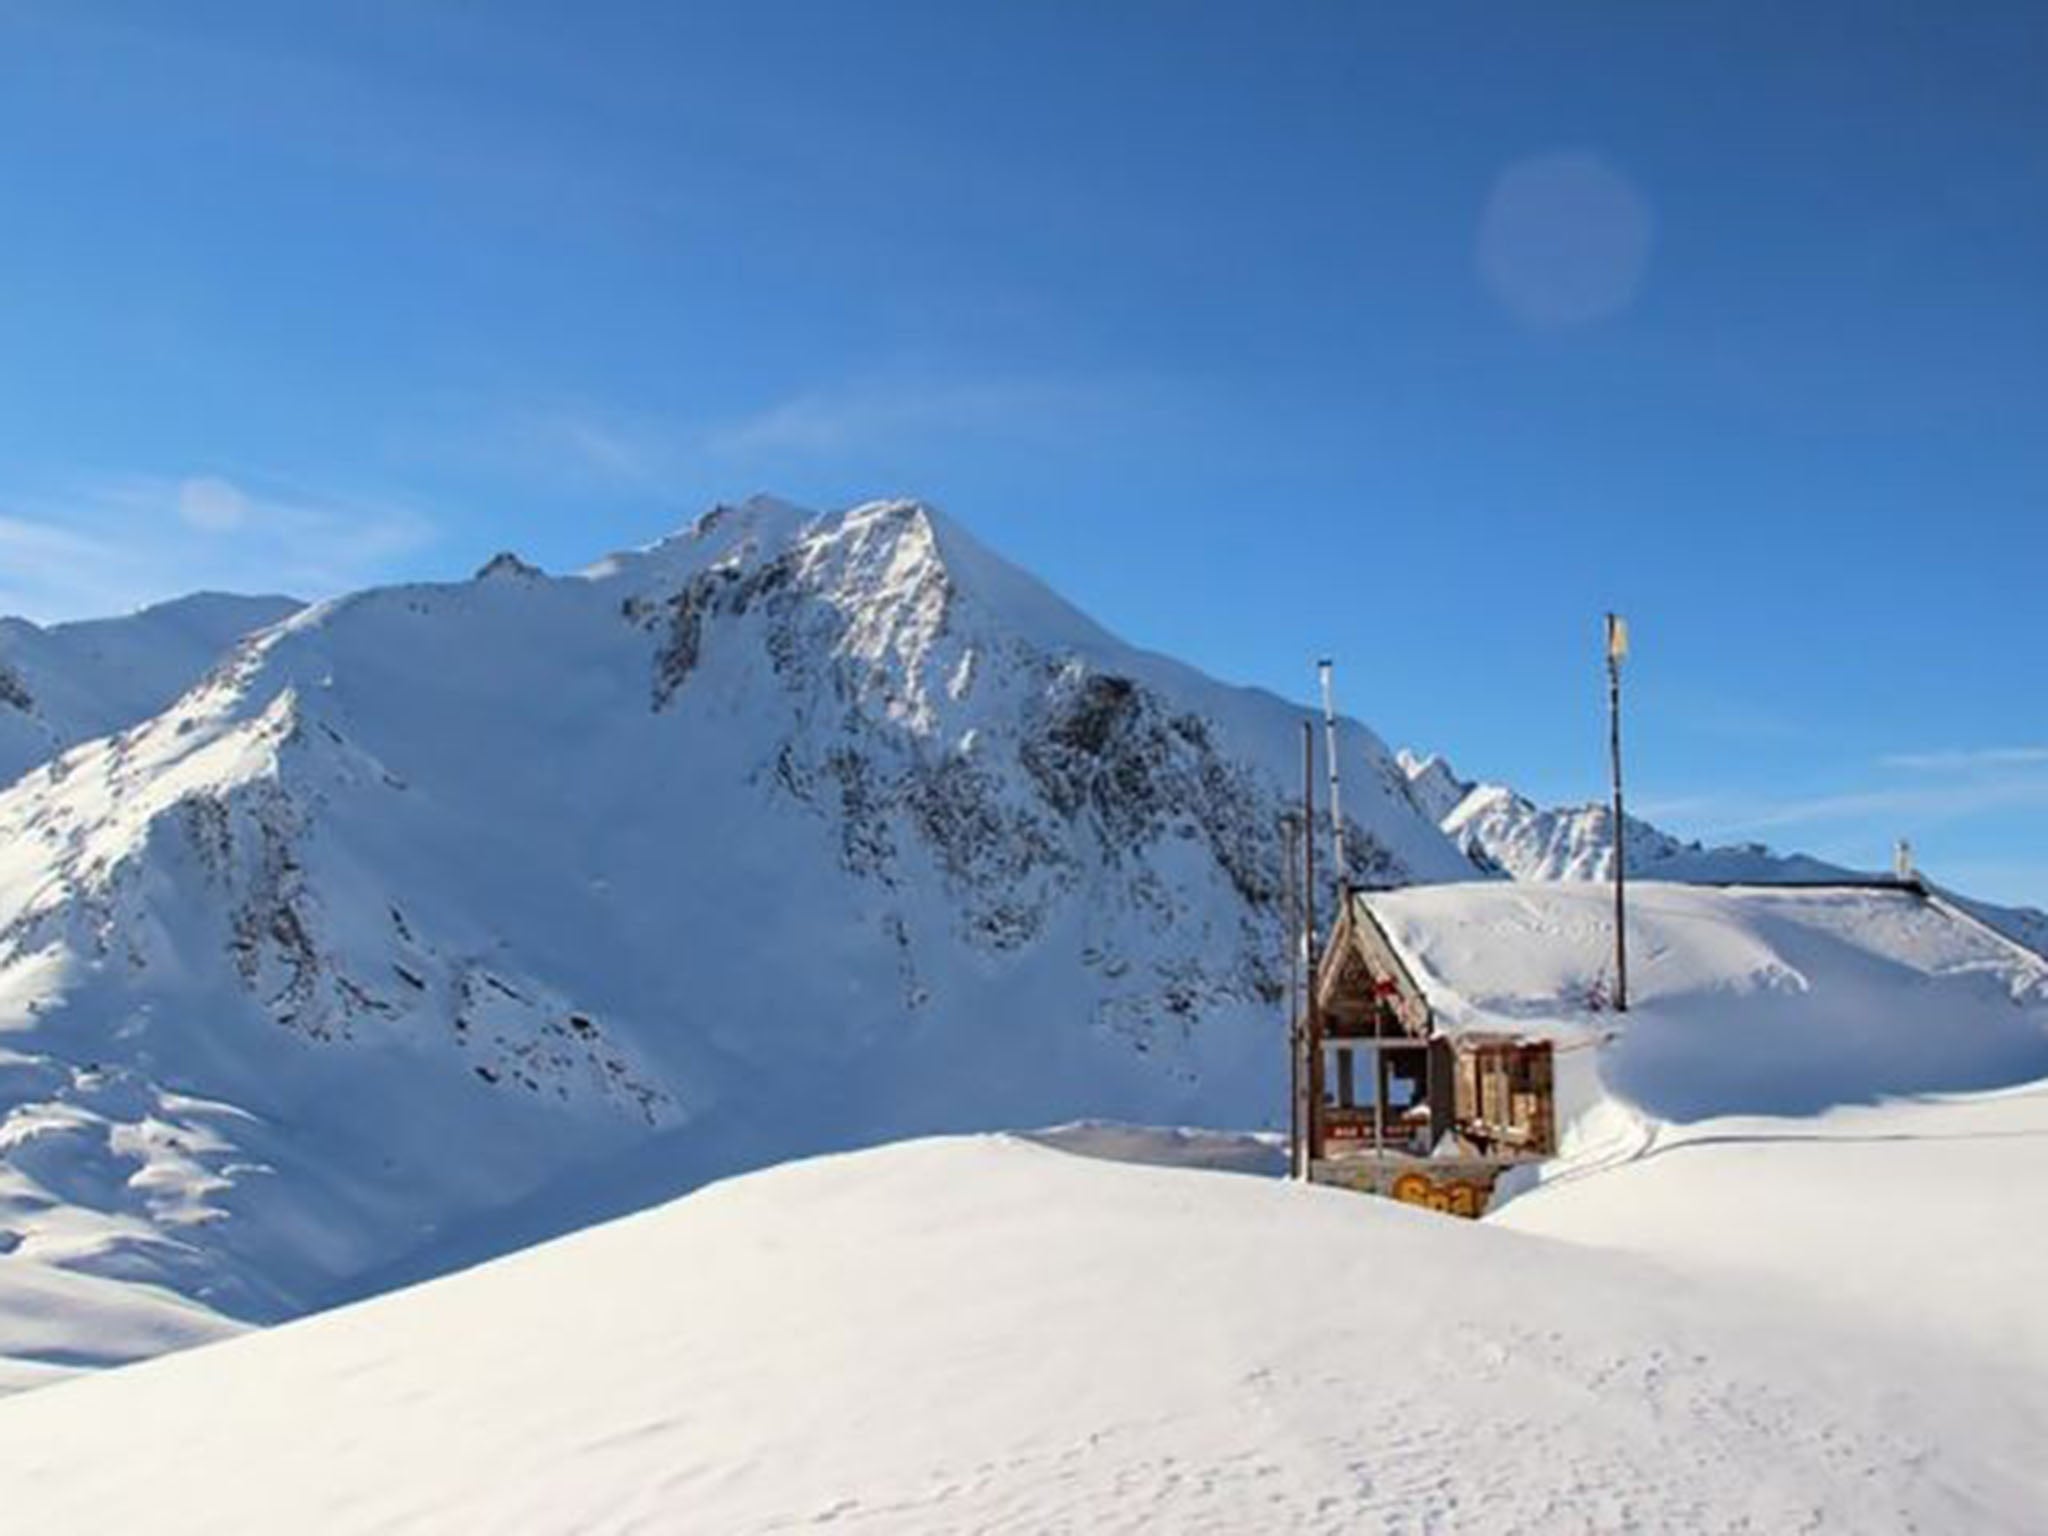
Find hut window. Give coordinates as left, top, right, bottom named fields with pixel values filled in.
left=1386, top=1052, right=1423, bottom=1110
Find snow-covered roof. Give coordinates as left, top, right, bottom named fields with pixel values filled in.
left=1357, top=881, right=2048, bottom=1120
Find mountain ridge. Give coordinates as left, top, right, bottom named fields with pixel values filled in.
left=1394, top=748, right=2048, bottom=955
left=0, top=591, right=303, bottom=790
left=0, top=494, right=1468, bottom=1358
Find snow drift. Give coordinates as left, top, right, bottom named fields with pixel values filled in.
left=0, top=1132, right=2039, bottom=1533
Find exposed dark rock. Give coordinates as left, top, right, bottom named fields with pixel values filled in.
left=0, top=663, right=32, bottom=713
left=474, top=551, right=543, bottom=582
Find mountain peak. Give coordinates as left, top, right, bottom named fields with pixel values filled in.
left=1396, top=749, right=1474, bottom=824
left=474, top=551, right=544, bottom=582
left=683, top=491, right=818, bottom=547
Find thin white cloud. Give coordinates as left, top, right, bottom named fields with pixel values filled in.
left=1651, top=740, right=2048, bottom=845
left=1688, top=773, right=2048, bottom=838
left=700, top=375, right=1147, bottom=465
left=0, top=514, right=114, bottom=566
left=403, top=372, right=1179, bottom=505
left=390, top=397, right=687, bottom=500
left=1925, top=857, right=2048, bottom=911
left=0, top=473, right=437, bottom=622
left=547, top=415, right=659, bottom=485
left=1882, top=746, right=2048, bottom=772
left=0, top=516, right=135, bottom=618
left=1628, top=793, right=1729, bottom=823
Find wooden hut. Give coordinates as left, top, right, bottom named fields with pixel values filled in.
left=1300, top=894, right=1557, bottom=1216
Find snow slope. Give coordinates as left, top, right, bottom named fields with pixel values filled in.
left=0, top=592, right=301, bottom=789
left=0, top=1256, right=242, bottom=1396
left=1496, top=1081, right=2048, bottom=1385
left=1946, top=885, right=2048, bottom=959
left=1354, top=881, right=2048, bottom=1384
left=1, top=1132, right=2041, bottom=1534
left=0, top=496, right=1471, bottom=1378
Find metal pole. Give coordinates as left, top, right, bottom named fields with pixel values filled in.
left=1317, top=660, right=1349, bottom=892
left=1284, top=813, right=1301, bottom=1180
left=1607, top=615, right=1629, bottom=1013
left=1302, top=721, right=1321, bottom=1175
left=1371, top=1034, right=1384, bottom=1163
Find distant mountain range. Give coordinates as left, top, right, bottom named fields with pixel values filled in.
left=1393, top=749, right=2048, bottom=955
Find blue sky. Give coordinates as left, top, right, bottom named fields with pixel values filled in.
left=1, top=2, right=2043, bottom=905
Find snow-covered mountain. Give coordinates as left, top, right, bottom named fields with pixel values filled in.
left=0, top=496, right=1472, bottom=1354
left=1395, top=750, right=1839, bottom=882
left=1396, top=749, right=2048, bottom=957
left=0, top=592, right=303, bottom=790
left=1389, top=748, right=1470, bottom=825
left=1392, top=749, right=2048, bottom=937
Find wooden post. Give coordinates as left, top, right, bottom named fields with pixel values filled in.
left=1284, top=814, right=1302, bottom=1180
left=1302, top=721, right=1321, bottom=1171
left=1317, top=660, right=1349, bottom=893
left=1427, top=1036, right=1455, bottom=1155
left=1371, top=1004, right=1384, bottom=1162
left=1607, top=613, right=1629, bottom=1013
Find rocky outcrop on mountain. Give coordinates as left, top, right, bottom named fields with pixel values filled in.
left=0, top=662, right=31, bottom=714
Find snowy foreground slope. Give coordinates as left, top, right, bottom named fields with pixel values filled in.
left=0, top=1259, right=241, bottom=1397
left=1361, top=880, right=2048, bottom=1406
left=1498, top=1082, right=2048, bottom=1387
left=0, top=592, right=301, bottom=789
left=3, top=1134, right=2044, bottom=1534
left=0, top=496, right=1473, bottom=1378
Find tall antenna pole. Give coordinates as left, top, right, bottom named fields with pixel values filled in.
left=1284, top=812, right=1302, bottom=1180
left=1302, top=720, right=1320, bottom=1177
left=1606, top=613, right=1630, bottom=1013
left=1317, top=660, right=1349, bottom=893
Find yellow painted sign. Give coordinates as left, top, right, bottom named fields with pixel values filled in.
left=1389, top=1170, right=1493, bottom=1220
